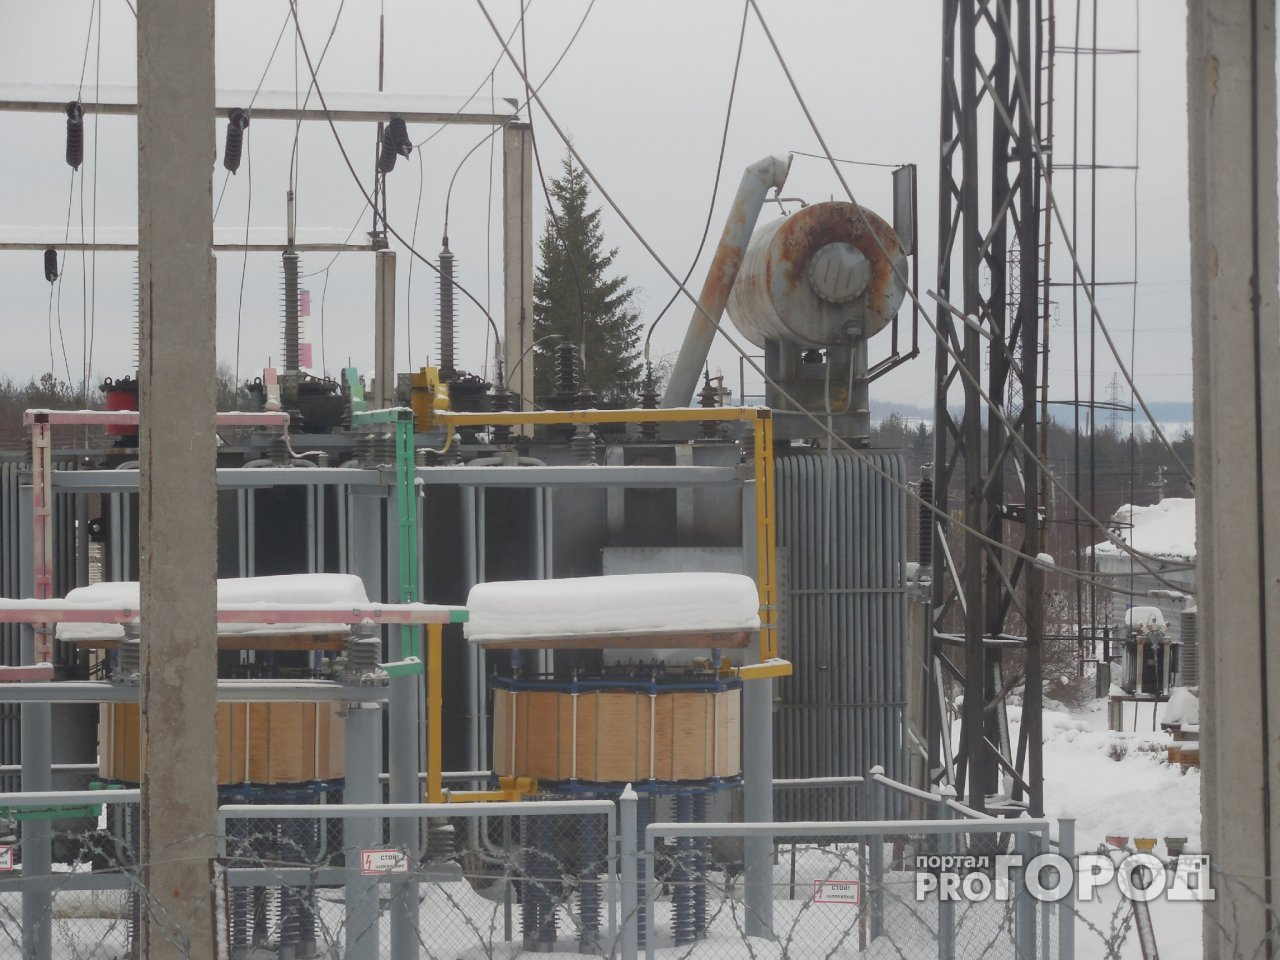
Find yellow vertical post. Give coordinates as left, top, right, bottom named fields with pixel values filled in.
left=752, top=411, right=778, bottom=660
left=427, top=622, right=444, bottom=802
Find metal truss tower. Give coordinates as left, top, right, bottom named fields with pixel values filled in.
left=929, top=0, right=1047, bottom=816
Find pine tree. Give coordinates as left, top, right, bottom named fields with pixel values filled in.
left=533, top=153, right=643, bottom=404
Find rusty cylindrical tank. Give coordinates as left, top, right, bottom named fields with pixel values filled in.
left=726, top=201, right=908, bottom=349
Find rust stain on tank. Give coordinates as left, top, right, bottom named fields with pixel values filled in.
left=774, top=202, right=903, bottom=314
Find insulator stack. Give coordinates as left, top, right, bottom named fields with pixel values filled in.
left=438, top=240, right=456, bottom=381
left=639, top=365, right=659, bottom=442
left=425, top=820, right=457, bottom=861
left=635, top=795, right=651, bottom=947
left=223, top=108, right=250, bottom=173
left=571, top=424, right=598, bottom=465
left=115, top=638, right=141, bottom=683
left=1180, top=609, right=1199, bottom=686
left=918, top=475, right=934, bottom=567
left=554, top=341, right=580, bottom=400
left=691, top=793, right=708, bottom=938
left=377, top=116, right=412, bottom=173
left=698, top=374, right=720, bottom=440
left=281, top=250, right=301, bottom=373
left=43, top=248, right=58, bottom=283
left=132, top=258, right=140, bottom=368
left=673, top=794, right=696, bottom=946
left=576, top=814, right=602, bottom=952
left=65, top=101, right=84, bottom=170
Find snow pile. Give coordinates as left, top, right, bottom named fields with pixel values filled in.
left=55, top=573, right=371, bottom=641
left=1094, top=497, right=1196, bottom=561
left=464, top=572, right=759, bottom=642
left=1162, top=687, right=1201, bottom=727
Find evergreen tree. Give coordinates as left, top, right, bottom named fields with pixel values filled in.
left=533, top=153, right=643, bottom=403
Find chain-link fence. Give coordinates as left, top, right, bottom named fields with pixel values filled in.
left=0, top=782, right=1237, bottom=960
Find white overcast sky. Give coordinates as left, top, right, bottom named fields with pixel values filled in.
left=0, top=0, right=1190, bottom=417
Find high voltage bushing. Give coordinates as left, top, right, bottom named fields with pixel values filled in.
left=554, top=341, right=581, bottom=400
left=692, top=793, right=708, bottom=938
left=673, top=794, right=696, bottom=946
left=65, top=101, right=84, bottom=170
left=377, top=116, right=412, bottom=173
left=43, top=248, right=58, bottom=283
left=223, top=108, right=250, bottom=174
left=281, top=250, right=301, bottom=372
left=438, top=239, right=456, bottom=381
left=577, top=815, right=602, bottom=952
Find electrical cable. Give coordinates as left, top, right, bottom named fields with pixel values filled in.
left=286, top=0, right=503, bottom=354
left=406, top=147, right=425, bottom=369
left=233, top=136, right=253, bottom=395
left=643, top=0, right=749, bottom=352
left=474, top=0, right=1188, bottom=597
left=990, top=0, right=1194, bottom=487
left=86, top=0, right=102, bottom=392
left=789, top=150, right=907, bottom=170
left=287, top=0, right=347, bottom=201
left=744, top=0, right=1193, bottom=594
left=214, top=10, right=291, bottom=224
left=519, top=6, right=589, bottom=386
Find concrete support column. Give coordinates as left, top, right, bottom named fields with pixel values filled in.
left=502, top=122, right=534, bottom=416
left=136, top=1, right=218, bottom=957
left=742, top=677, right=774, bottom=938
left=344, top=704, right=383, bottom=960
left=1188, top=2, right=1280, bottom=957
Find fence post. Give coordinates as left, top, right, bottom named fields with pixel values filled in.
left=937, top=786, right=956, bottom=960
left=619, top=785, right=639, bottom=960
left=1015, top=830, right=1037, bottom=960
left=344, top=703, right=382, bottom=960
left=1059, top=819, right=1075, bottom=960
left=869, top=765, right=886, bottom=941
left=742, top=676, right=775, bottom=938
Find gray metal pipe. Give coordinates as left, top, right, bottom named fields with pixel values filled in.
left=742, top=676, right=774, bottom=938
left=661, top=154, right=792, bottom=407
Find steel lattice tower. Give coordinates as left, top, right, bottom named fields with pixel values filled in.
left=929, top=0, right=1047, bottom=816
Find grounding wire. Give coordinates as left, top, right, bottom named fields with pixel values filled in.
left=643, top=0, right=749, bottom=354
left=475, top=0, right=1187, bottom=597
left=745, top=0, right=1195, bottom=594
left=990, top=0, right=1194, bottom=487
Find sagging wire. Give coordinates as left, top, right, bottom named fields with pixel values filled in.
left=473, top=0, right=1182, bottom=598
left=643, top=0, right=749, bottom=358
left=742, top=0, right=1195, bottom=596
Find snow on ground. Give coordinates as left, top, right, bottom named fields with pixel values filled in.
left=1009, top=695, right=1205, bottom=960
left=464, top=572, right=760, bottom=642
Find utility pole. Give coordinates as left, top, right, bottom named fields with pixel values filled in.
left=137, top=0, right=219, bottom=956
left=1188, top=2, right=1280, bottom=957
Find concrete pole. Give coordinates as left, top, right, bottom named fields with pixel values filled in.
left=742, top=677, right=774, bottom=938
left=502, top=122, right=534, bottom=418
left=136, top=1, right=218, bottom=957
left=373, top=250, right=397, bottom=409
left=344, top=704, right=383, bottom=960
left=1187, top=3, right=1280, bottom=957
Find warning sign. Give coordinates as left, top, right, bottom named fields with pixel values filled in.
left=360, top=848, right=409, bottom=876
left=813, top=879, right=860, bottom=904
left=0, top=846, right=13, bottom=871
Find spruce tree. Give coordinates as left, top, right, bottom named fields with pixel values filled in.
left=532, top=153, right=643, bottom=404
